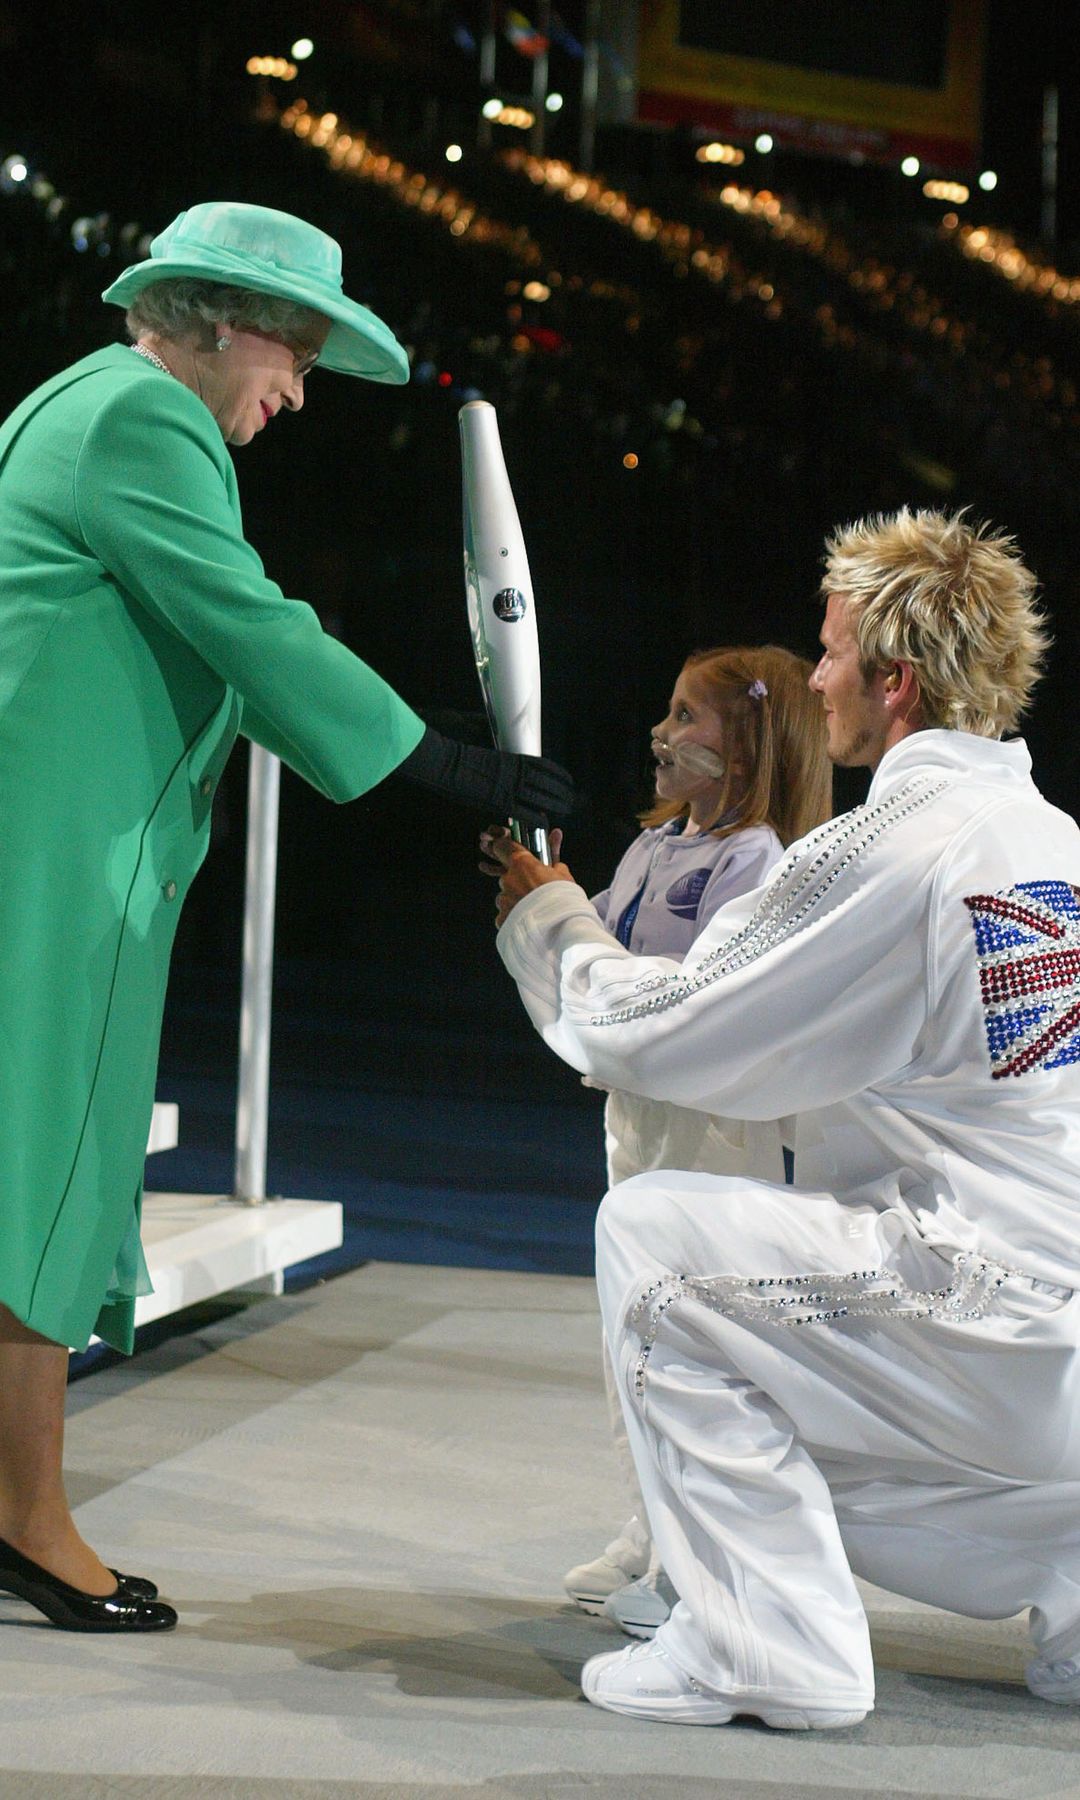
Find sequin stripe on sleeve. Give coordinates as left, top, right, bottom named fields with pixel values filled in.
left=625, top=1252, right=1011, bottom=1397
left=589, top=776, right=951, bottom=1028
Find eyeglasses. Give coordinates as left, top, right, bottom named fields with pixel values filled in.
left=273, top=330, right=321, bottom=378
left=246, top=325, right=322, bottom=378
left=282, top=335, right=322, bottom=379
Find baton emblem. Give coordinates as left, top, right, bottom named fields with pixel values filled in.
left=493, top=587, right=527, bottom=621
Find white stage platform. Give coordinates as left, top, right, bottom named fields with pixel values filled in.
left=136, top=1189, right=344, bottom=1328
left=90, top=1103, right=344, bottom=1341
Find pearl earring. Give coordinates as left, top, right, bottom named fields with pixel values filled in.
left=216, top=335, right=231, bottom=352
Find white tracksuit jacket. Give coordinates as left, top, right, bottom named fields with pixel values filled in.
left=499, top=730, right=1080, bottom=1292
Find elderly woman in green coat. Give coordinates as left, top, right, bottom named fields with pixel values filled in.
left=0, top=201, right=572, bottom=1633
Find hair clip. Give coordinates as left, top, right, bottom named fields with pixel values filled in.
left=748, top=679, right=768, bottom=700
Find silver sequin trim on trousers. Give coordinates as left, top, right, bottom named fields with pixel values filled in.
left=590, top=776, right=951, bottom=1028
left=627, top=1253, right=1011, bottom=1398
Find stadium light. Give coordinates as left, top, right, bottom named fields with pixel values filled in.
left=923, top=179, right=969, bottom=204
left=696, top=141, right=745, bottom=166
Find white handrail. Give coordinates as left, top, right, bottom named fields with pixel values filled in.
left=233, top=743, right=280, bottom=1206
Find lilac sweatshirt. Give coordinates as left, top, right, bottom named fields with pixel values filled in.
left=591, top=820, right=784, bottom=959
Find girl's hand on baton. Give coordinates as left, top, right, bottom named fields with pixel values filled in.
left=479, top=826, right=573, bottom=926
left=478, top=824, right=562, bottom=876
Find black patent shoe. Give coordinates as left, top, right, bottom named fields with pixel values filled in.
left=0, top=1537, right=177, bottom=1632
left=110, top=1569, right=159, bottom=1600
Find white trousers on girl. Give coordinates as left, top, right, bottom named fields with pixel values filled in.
left=597, top=1170, right=1080, bottom=1711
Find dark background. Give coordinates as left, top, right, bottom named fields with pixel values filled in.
left=5, top=0, right=1080, bottom=1274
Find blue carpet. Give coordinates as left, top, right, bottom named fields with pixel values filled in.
left=148, top=1073, right=607, bottom=1286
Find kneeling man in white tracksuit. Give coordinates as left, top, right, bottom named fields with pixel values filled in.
left=487, top=508, right=1080, bottom=1729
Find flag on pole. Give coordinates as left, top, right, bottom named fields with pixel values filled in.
left=505, top=9, right=549, bottom=57
left=550, top=12, right=583, bottom=57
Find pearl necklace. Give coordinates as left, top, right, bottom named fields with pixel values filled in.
left=130, top=343, right=173, bottom=377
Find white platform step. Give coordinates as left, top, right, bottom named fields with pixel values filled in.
left=133, top=1190, right=344, bottom=1329
left=146, top=1100, right=179, bottom=1155
left=85, top=1103, right=344, bottom=1344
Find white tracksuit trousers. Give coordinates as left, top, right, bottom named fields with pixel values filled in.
left=599, top=1090, right=788, bottom=1574
left=597, top=1170, right=1080, bottom=1711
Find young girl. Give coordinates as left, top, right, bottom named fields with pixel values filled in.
left=561, top=643, right=832, bottom=1638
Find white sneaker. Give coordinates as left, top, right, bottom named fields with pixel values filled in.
left=564, top=1531, right=651, bottom=1613
left=581, top=1638, right=869, bottom=1730
left=1026, top=1654, right=1080, bottom=1704
left=604, top=1571, right=677, bottom=1638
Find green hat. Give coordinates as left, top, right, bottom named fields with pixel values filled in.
left=101, top=200, right=409, bottom=384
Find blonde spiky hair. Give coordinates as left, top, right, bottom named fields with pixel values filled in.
left=822, top=507, right=1050, bottom=737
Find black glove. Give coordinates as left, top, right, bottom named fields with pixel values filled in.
left=397, top=725, right=576, bottom=825
left=412, top=707, right=493, bottom=746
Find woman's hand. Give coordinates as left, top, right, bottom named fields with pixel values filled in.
left=478, top=826, right=574, bottom=926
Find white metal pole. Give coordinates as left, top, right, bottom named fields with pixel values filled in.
left=1041, top=83, right=1059, bottom=248
left=580, top=0, right=601, bottom=170
left=233, top=742, right=280, bottom=1207
left=530, top=0, right=551, bottom=156
left=479, top=0, right=497, bottom=149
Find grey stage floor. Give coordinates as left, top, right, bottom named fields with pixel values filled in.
left=0, top=1263, right=1077, bottom=1799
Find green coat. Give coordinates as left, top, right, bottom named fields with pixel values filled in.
left=0, top=346, right=424, bottom=1352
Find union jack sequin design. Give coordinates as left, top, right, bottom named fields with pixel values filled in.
left=964, top=881, right=1080, bottom=1079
